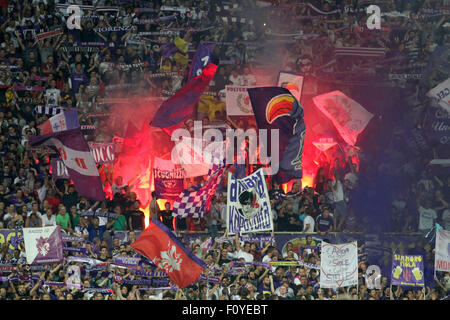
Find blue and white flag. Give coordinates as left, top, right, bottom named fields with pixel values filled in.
left=226, top=168, right=273, bottom=235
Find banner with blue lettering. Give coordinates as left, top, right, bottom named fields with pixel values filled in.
left=226, top=168, right=273, bottom=235
left=187, top=42, right=216, bottom=81
left=153, top=168, right=185, bottom=200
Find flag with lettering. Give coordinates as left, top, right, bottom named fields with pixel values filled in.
left=150, top=62, right=218, bottom=135
left=154, top=157, right=185, bottom=200
left=426, top=78, right=450, bottom=114
left=226, top=168, right=274, bottom=236
left=247, top=87, right=306, bottom=184
left=320, top=242, right=358, bottom=288
left=30, top=128, right=105, bottom=201
left=51, top=159, right=70, bottom=179
left=23, top=226, right=64, bottom=265
left=131, top=219, right=207, bottom=288
left=391, top=254, right=424, bottom=287
left=226, top=85, right=254, bottom=116
left=313, top=91, right=374, bottom=146
left=37, top=109, right=80, bottom=135
left=187, top=42, right=216, bottom=81
left=435, top=229, right=450, bottom=272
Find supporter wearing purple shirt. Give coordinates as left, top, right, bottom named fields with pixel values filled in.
left=69, top=62, right=87, bottom=94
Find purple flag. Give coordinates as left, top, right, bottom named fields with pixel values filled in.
left=30, top=128, right=105, bottom=201
left=150, top=62, right=218, bottom=135
left=391, top=254, right=424, bottom=287
left=153, top=168, right=185, bottom=200
left=51, top=159, right=70, bottom=179
left=187, top=42, right=216, bottom=80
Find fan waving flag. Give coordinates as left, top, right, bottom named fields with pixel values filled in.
left=150, top=62, right=218, bottom=135
left=313, top=91, right=374, bottom=146
left=247, top=87, right=306, bottom=184
left=172, top=166, right=225, bottom=218
left=37, top=109, right=80, bottom=135
left=30, top=128, right=105, bottom=201
left=131, top=219, right=207, bottom=288
left=187, top=42, right=216, bottom=81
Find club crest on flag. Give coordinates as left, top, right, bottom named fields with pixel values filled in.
left=36, top=237, right=51, bottom=256
left=153, top=241, right=183, bottom=273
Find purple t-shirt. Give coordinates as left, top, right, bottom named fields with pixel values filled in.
left=70, top=72, right=87, bottom=93
left=316, top=214, right=334, bottom=232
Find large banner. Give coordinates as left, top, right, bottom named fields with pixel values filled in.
left=427, top=78, right=450, bottom=114
left=277, top=71, right=304, bottom=104
left=226, top=85, right=254, bottom=116
left=88, top=142, right=115, bottom=164
left=435, top=229, right=450, bottom=272
left=153, top=168, right=185, bottom=200
left=226, top=168, right=273, bottom=235
left=391, top=254, right=425, bottom=287
left=23, top=226, right=63, bottom=265
left=320, top=241, right=358, bottom=288
left=51, top=159, right=70, bottom=179
left=313, top=91, right=374, bottom=146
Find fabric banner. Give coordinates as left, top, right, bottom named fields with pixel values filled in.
left=247, top=87, right=306, bottom=183
left=313, top=90, right=374, bottom=146
left=425, top=107, right=450, bottom=145
left=34, top=28, right=63, bottom=42
left=187, top=42, right=216, bottom=81
left=51, top=159, right=70, bottom=179
left=23, top=226, right=63, bottom=265
left=150, top=62, right=218, bottom=135
left=277, top=71, right=304, bottom=105
left=225, top=85, right=254, bottom=116
left=391, top=254, right=425, bottom=287
left=154, top=168, right=185, bottom=200
left=334, top=46, right=386, bottom=58
left=88, top=142, right=115, bottom=165
left=435, top=230, right=450, bottom=272
left=320, top=241, right=358, bottom=288
left=172, top=166, right=224, bottom=218
left=226, top=168, right=274, bottom=235
left=131, top=219, right=206, bottom=289
left=30, top=128, right=105, bottom=201
left=37, top=110, right=80, bottom=135
left=426, top=78, right=450, bottom=114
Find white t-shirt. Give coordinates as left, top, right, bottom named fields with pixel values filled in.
left=41, top=214, right=56, bottom=227
left=236, top=249, right=254, bottom=262
left=331, top=180, right=344, bottom=202
left=229, top=74, right=243, bottom=86
left=442, top=209, right=450, bottom=231
left=303, top=215, right=315, bottom=233
left=418, top=207, right=437, bottom=231
left=45, top=88, right=61, bottom=107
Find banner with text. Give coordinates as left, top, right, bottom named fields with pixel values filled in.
left=391, top=254, right=425, bottom=287
left=226, top=168, right=273, bottom=235
left=320, top=241, right=358, bottom=288
left=23, top=226, right=63, bottom=265
left=225, top=85, right=254, bottom=116
left=435, top=229, right=450, bottom=272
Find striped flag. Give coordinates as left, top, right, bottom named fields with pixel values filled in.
left=334, top=46, right=386, bottom=58
left=38, top=110, right=80, bottom=135
left=35, top=105, right=64, bottom=116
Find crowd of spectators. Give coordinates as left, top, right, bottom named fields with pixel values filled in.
left=0, top=0, right=449, bottom=300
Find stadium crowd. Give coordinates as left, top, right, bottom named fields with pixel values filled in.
left=0, top=0, right=449, bottom=300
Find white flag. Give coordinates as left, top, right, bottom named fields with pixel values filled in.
left=320, top=241, right=358, bottom=288
left=23, top=226, right=63, bottom=265
left=427, top=78, right=450, bottom=114
left=226, top=85, right=254, bottom=116
left=435, top=229, right=450, bottom=272
left=277, top=71, right=304, bottom=104
left=313, top=91, right=374, bottom=146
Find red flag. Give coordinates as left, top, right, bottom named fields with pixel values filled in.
left=131, top=219, right=206, bottom=288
